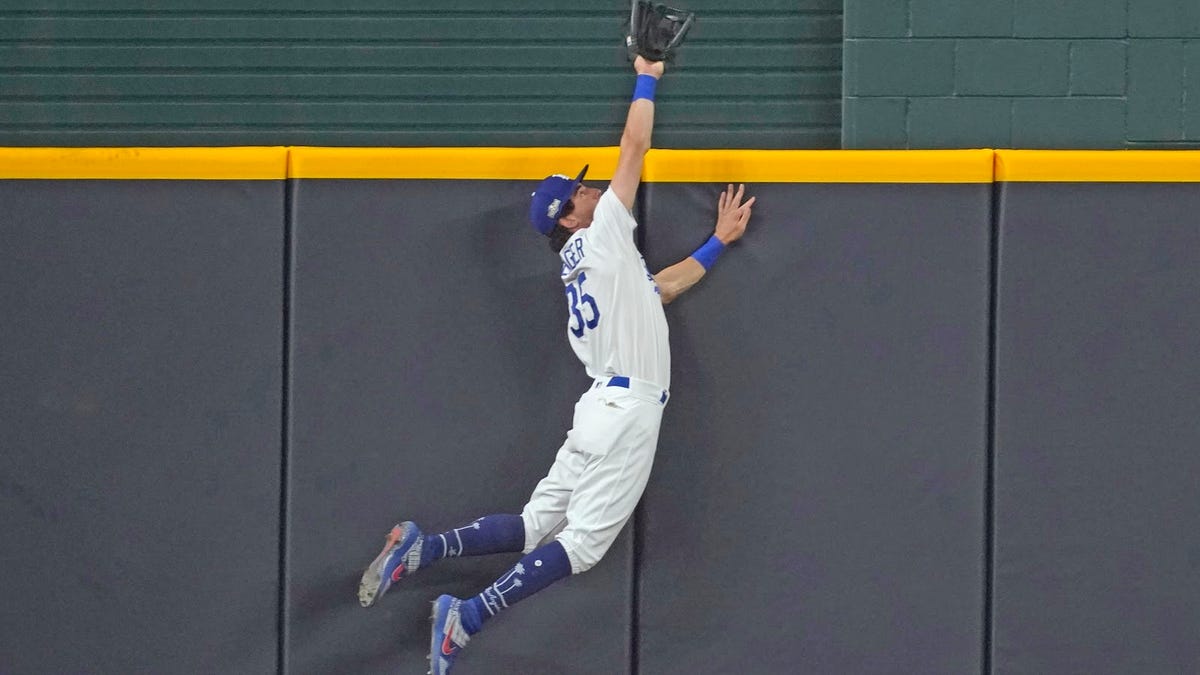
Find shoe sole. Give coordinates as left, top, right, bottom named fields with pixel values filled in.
left=428, top=595, right=453, bottom=675
left=428, top=600, right=438, bottom=675
left=357, top=524, right=404, bottom=608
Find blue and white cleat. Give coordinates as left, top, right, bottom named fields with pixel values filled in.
left=357, top=521, right=423, bottom=607
left=428, top=594, right=470, bottom=675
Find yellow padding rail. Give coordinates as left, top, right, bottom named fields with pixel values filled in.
left=0, top=147, right=287, bottom=180
left=288, top=146, right=622, bottom=180
left=288, top=147, right=994, bottom=183
left=994, top=150, right=1200, bottom=182
left=643, top=149, right=994, bottom=183
left=3, top=147, right=1200, bottom=182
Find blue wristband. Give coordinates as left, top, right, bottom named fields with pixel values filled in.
left=632, top=74, right=658, bottom=102
left=690, top=235, right=726, bottom=270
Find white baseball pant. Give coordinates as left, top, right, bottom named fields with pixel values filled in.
left=521, top=376, right=668, bottom=573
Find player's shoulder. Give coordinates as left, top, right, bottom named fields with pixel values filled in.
left=592, top=189, right=637, bottom=238
left=596, top=188, right=631, bottom=217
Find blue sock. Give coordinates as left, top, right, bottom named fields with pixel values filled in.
left=459, top=541, right=572, bottom=635
left=420, top=514, right=526, bottom=566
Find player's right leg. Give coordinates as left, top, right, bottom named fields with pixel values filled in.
left=358, top=515, right=530, bottom=607
left=358, top=520, right=423, bottom=607
left=358, top=434, right=581, bottom=609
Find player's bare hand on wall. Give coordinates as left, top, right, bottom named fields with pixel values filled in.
left=633, top=55, right=664, bottom=79
left=714, top=183, right=755, bottom=244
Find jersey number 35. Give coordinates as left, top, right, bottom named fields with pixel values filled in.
left=565, top=272, right=600, bottom=338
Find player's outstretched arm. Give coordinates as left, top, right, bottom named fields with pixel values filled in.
left=610, top=56, right=664, bottom=211
left=653, top=183, right=756, bottom=304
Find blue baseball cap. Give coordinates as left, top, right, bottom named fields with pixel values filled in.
left=528, top=165, right=588, bottom=236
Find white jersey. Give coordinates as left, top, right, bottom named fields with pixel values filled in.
left=558, top=189, right=670, bottom=389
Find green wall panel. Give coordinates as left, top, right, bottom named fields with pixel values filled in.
left=844, top=40, right=955, bottom=96
left=1128, top=40, right=1186, bottom=141
left=843, top=0, right=907, bottom=39
left=1069, top=41, right=1126, bottom=96
left=0, top=0, right=842, bottom=148
left=1130, top=0, right=1200, bottom=37
left=1011, top=0, right=1126, bottom=38
left=955, top=40, right=1069, bottom=96
left=845, top=2, right=1200, bottom=149
left=909, top=97, right=1012, bottom=148
left=841, top=96, right=906, bottom=148
left=1010, top=97, right=1125, bottom=148
left=910, top=0, right=1013, bottom=38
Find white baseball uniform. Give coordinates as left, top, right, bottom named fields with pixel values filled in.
left=521, top=188, right=671, bottom=574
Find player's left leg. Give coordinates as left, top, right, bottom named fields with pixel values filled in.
left=363, top=430, right=583, bottom=610
left=422, top=515, right=527, bottom=562
left=429, top=388, right=664, bottom=671
left=358, top=515, right=527, bottom=608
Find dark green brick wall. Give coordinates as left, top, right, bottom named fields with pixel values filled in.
left=844, top=0, right=1200, bottom=149
left=19, top=1, right=1192, bottom=150
left=0, top=0, right=841, bottom=148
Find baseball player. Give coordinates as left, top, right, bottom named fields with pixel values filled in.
left=358, top=55, right=754, bottom=674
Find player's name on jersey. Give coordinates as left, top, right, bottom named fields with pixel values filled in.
left=561, top=238, right=587, bottom=276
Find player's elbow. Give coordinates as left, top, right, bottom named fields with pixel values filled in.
left=620, top=127, right=651, bottom=156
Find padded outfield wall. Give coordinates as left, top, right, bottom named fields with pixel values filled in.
left=1, top=148, right=1198, bottom=674
left=990, top=152, right=1200, bottom=675
left=0, top=149, right=287, bottom=674
left=282, top=148, right=992, bottom=675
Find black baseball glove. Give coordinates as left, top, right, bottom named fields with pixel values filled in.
left=625, top=0, right=696, bottom=62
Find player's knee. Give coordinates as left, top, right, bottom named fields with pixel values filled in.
left=565, top=545, right=601, bottom=574
left=558, top=537, right=609, bottom=574
left=521, top=510, right=567, bottom=554
left=520, top=511, right=538, bottom=553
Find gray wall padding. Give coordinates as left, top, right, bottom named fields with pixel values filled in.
left=992, top=183, right=1200, bottom=675
left=638, top=183, right=992, bottom=674
left=10, top=174, right=1196, bottom=675
left=0, top=180, right=283, bottom=674
left=285, top=180, right=633, bottom=675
